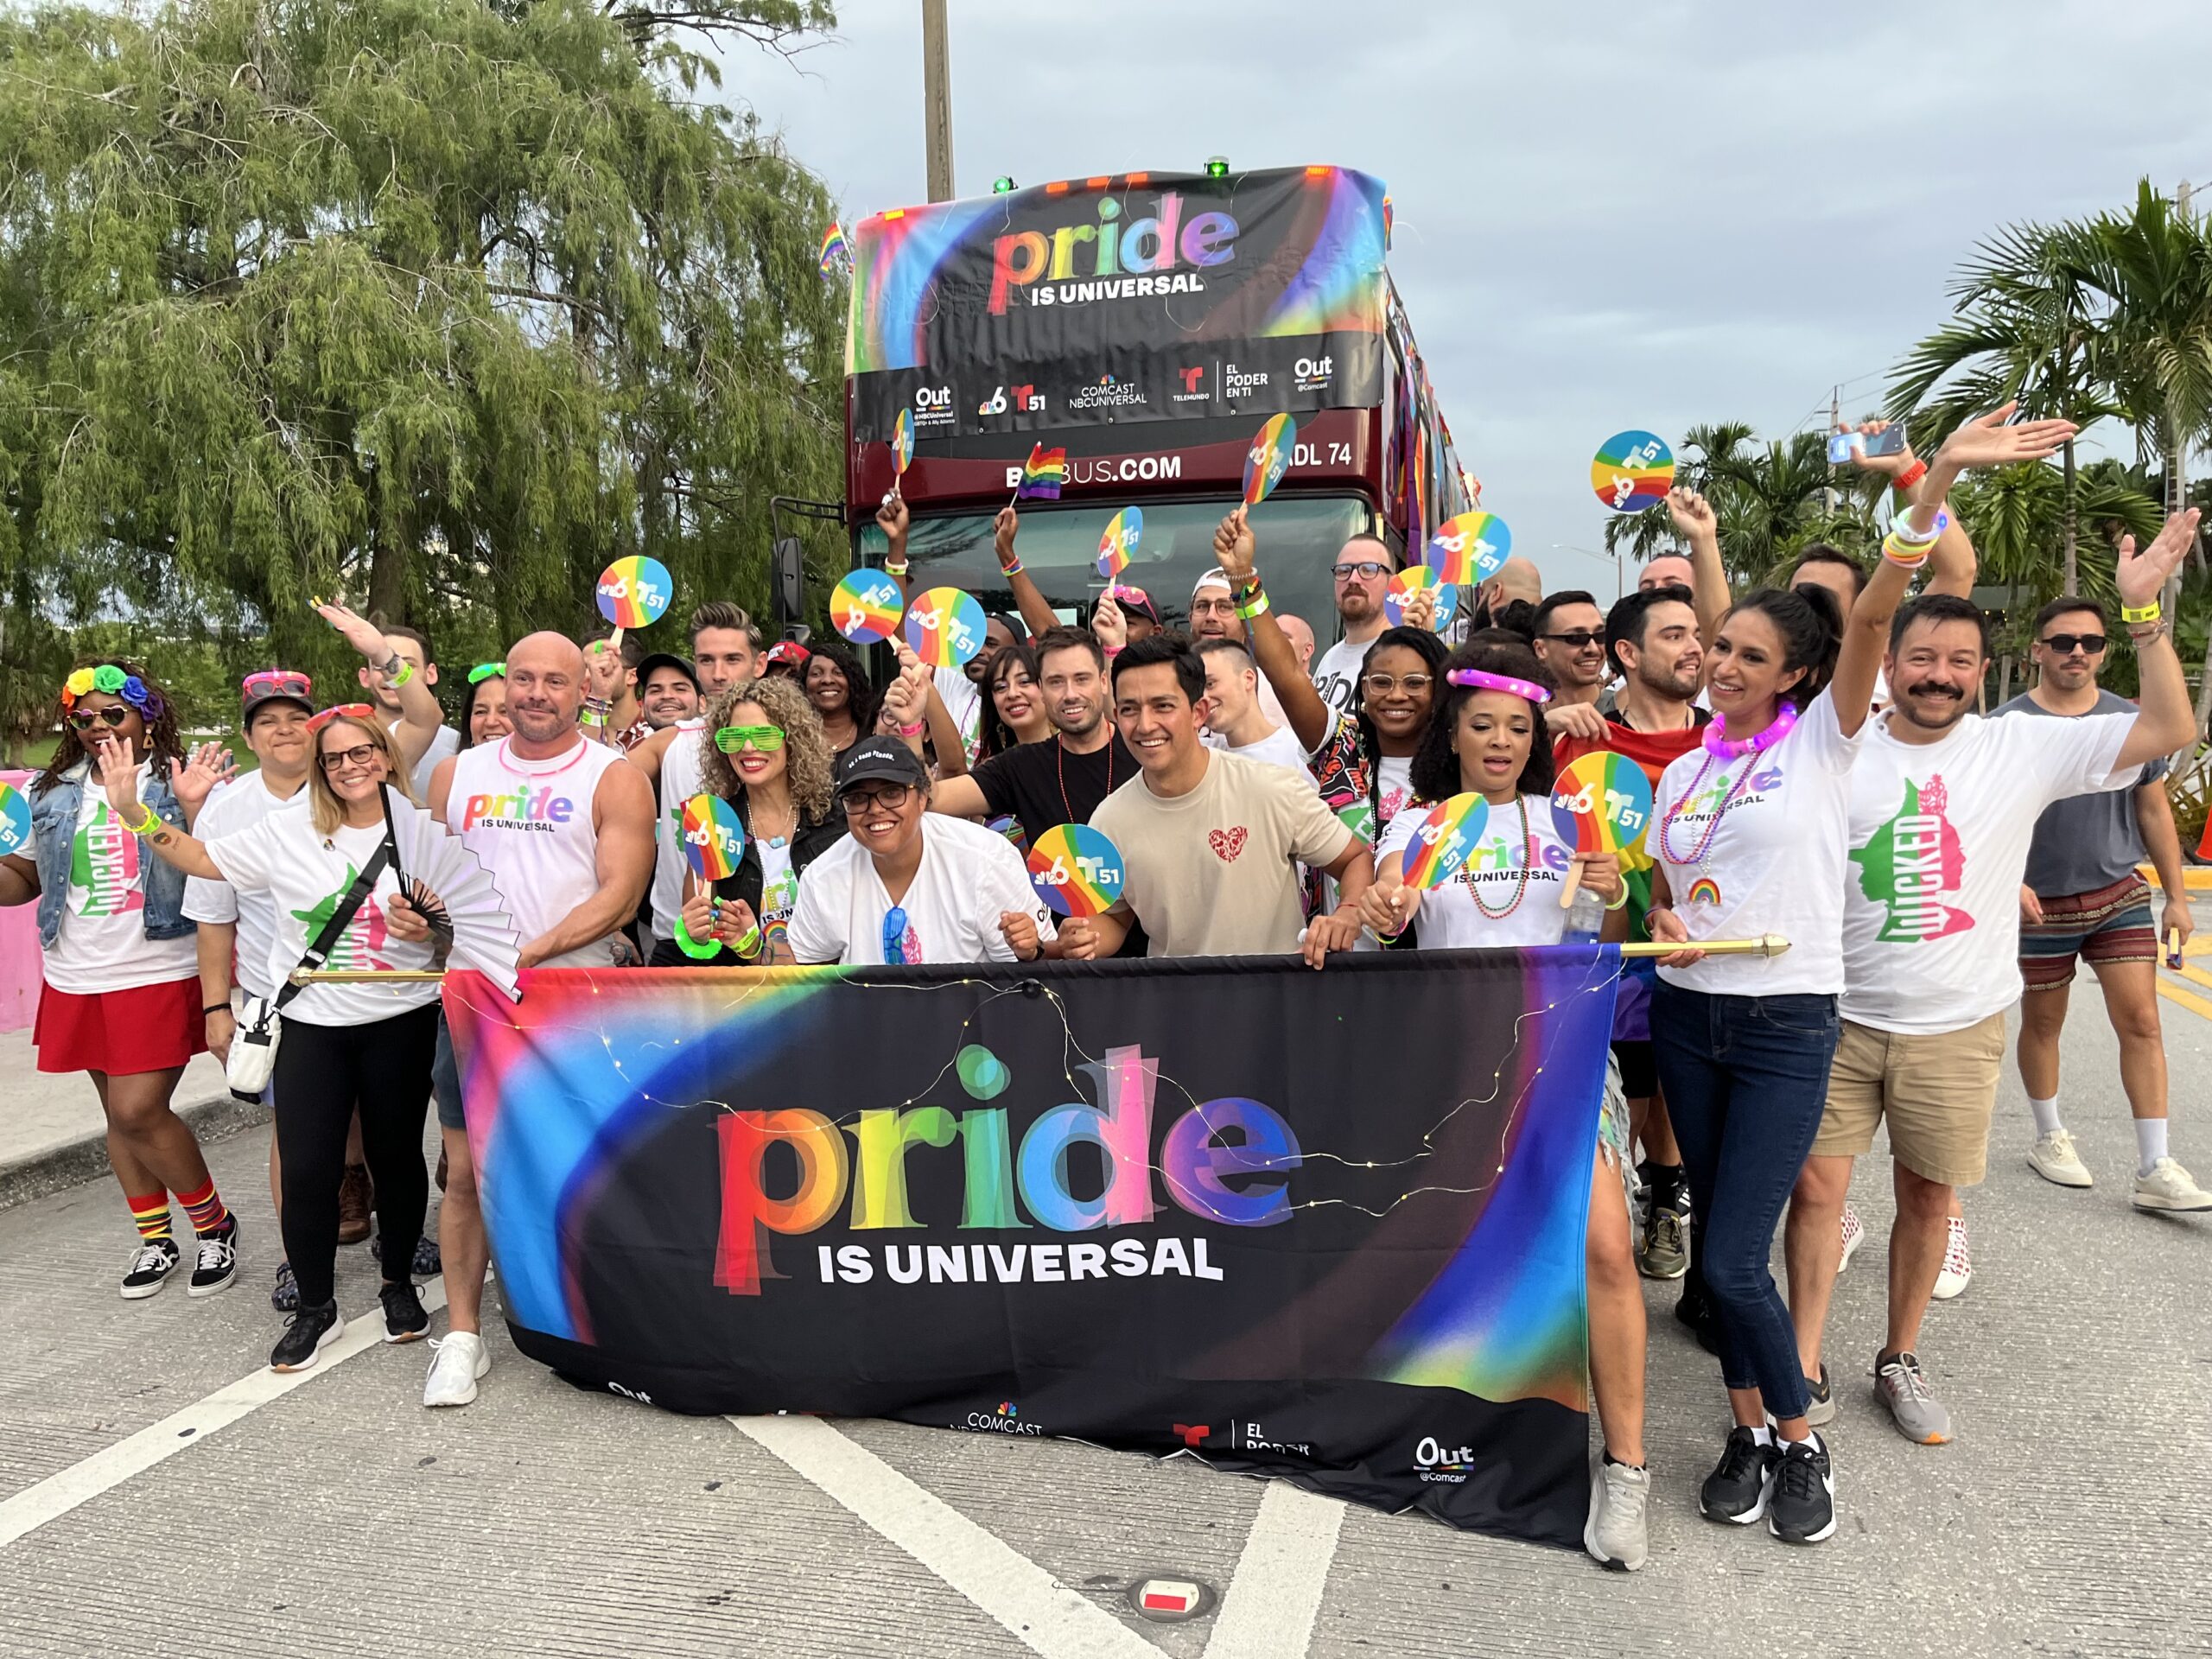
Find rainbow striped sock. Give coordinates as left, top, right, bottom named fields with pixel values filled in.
left=127, top=1191, right=173, bottom=1243
left=175, top=1178, right=231, bottom=1238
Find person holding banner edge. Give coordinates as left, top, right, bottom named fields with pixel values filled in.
left=1357, top=639, right=1653, bottom=1571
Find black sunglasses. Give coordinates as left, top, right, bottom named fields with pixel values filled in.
left=1540, top=629, right=1605, bottom=651
left=67, top=707, right=132, bottom=731
left=2039, top=632, right=2107, bottom=656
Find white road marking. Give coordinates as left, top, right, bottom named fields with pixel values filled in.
left=0, top=1279, right=448, bottom=1550
left=729, top=1413, right=1160, bottom=1659
left=1202, top=1480, right=1345, bottom=1659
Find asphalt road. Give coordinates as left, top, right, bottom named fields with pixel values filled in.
left=4, top=936, right=2210, bottom=1658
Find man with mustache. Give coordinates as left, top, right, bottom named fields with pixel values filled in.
left=1787, top=493, right=2202, bottom=1450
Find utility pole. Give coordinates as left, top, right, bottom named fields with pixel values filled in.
left=1825, top=384, right=1840, bottom=510
left=922, top=0, right=954, bottom=203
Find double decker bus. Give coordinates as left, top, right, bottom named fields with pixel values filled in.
left=833, top=164, right=1471, bottom=639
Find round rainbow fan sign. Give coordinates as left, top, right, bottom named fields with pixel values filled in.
left=1096, top=507, right=1143, bottom=578
left=890, top=407, right=915, bottom=475
left=1243, top=414, right=1296, bottom=506
left=1026, top=823, right=1125, bottom=917
left=1383, top=565, right=1459, bottom=630
left=1549, top=752, right=1655, bottom=858
left=832, top=569, right=905, bottom=645
left=679, top=793, right=746, bottom=882
left=1398, top=792, right=1489, bottom=891
left=1423, top=512, right=1511, bottom=585
left=0, top=779, right=28, bottom=860
left=904, top=587, right=988, bottom=668
left=1591, top=430, right=1675, bottom=513
left=596, top=556, right=673, bottom=629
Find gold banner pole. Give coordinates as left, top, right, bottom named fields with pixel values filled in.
left=289, top=935, right=1790, bottom=985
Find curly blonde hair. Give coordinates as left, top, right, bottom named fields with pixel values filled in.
left=697, top=676, right=834, bottom=821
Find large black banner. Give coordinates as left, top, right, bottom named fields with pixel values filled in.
left=846, top=167, right=1388, bottom=445
left=446, top=949, right=1616, bottom=1550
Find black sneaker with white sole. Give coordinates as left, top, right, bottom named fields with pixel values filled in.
left=187, top=1219, right=239, bottom=1299
left=1699, top=1426, right=1780, bottom=1524
left=120, top=1236, right=182, bottom=1300
left=1804, top=1362, right=1834, bottom=1427
left=270, top=1300, right=344, bottom=1372
left=1768, top=1431, right=1838, bottom=1544
left=380, top=1280, right=430, bottom=1344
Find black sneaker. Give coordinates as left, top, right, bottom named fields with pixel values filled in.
left=380, top=1280, right=430, bottom=1344
left=1804, top=1362, right=1834, bottom=1427
left=188, top=1218, right=239, bottom=1299
left=270, top=1261, right=299, bottom=1313
left=270, top=1300, right=344, bottom=1372
left=1674, top=1281, right=1721, bottom=1356
left=120, top=1236, right=182, bottom=1300
left=1700, top=1426, right=1779, bottom=1524
left=1768, top=1431, right=1838, bottom=1544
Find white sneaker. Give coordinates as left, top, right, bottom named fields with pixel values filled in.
left=1584, top=1459, right=1650, bottom=1572
left=2028, top=1129, right=2093, bottom=1188
left=1931, top=1215, right=1972, bottom=1300
left=423, top=1331, right=489, bottom=1408
left=1838, top=1203, right=1866, bottom=1274
left=2133, top=1157, right=2212, bottom=1213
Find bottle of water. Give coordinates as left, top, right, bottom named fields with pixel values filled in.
left=1562, top=884, right=1605, bottom=944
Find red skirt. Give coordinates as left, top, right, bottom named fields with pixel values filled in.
left=35, top=978, right=207, bottom=1077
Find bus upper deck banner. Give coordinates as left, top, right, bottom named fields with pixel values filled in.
left=847, top=166, right=1389, bottom=448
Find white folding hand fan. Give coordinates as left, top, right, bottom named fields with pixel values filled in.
left=382, top=791, right=524, bottom=1002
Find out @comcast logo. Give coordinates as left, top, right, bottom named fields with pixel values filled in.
left=1414, top=1434, right=1473, bottom=1484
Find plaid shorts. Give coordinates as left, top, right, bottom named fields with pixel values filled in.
left=2018, top=874, right=2159, bottom=990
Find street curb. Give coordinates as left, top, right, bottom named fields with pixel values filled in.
left=0, top=1088, right=268, bottom=1211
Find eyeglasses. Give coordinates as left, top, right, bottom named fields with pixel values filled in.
left=318, top=743, right=382, bottom=772
left=1331, top=561, right=1390, bottom=582
left=243, top=671, right=312, bottom=700
left=2039, top=632, right=2107, bottom=657
left=1539, top=630, right=1605, bottom=651
left=67, top=707, right=132, bottom=731
left=1361, top=672, right=1434, bottom=696
left=842, top=783, right=913, bottom=816
left=467, top=662, right=506, bottom=685
left=715, top=724, right=786, bottom=753
left=881, top=905, right=912, bottom=966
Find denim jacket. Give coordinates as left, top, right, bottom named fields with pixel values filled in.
left=28, top=761, right=194, bottom=949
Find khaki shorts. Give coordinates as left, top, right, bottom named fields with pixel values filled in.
left=1813, top=1012, right=2007, bottom=1186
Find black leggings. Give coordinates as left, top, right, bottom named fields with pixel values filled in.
left=271, top=1003, right=438, bottom=1309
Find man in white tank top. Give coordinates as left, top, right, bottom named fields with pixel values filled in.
left=420, top=630, right=655, bottom=1408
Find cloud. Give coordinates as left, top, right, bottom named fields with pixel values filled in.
left=715, top=0, right=2212, bottom=598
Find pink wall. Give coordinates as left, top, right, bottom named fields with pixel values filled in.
left=0, top=769, right=38, bottom=1031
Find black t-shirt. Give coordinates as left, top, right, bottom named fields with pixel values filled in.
left=971, top=734, right=1136, bottom=846
left=969, top=733, right=1146, bottom=958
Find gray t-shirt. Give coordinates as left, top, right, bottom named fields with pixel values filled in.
left=1992, top=690, right=2164, bottom=896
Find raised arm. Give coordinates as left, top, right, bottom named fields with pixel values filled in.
left=86, top=735, right=224, bottom=880
left=1667, top=488, right=1729, bottom=646
left=1212, top=507, right=1332, bottom=753
left=1840, top=416, right=1980, bottom=598
left=2113, top=509, right=2203, bottom=772
left=319, top=601, right=445, bottom=770
left=991, top=508, right=1060, bottom=640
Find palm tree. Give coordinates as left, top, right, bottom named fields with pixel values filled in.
left=1888, top=220, right=2113, bottom=594
left=2078, top=180, right=2212, bottom=727
left=1601, top=422, right=1757, bottom=565
left=1704, top=430, right=1849, bottom=583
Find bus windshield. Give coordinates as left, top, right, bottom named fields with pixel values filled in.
left=856, top=495, right=1374, bottom=644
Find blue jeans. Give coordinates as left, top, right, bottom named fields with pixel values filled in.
left=1651, top=981, right=1840, bottom=1420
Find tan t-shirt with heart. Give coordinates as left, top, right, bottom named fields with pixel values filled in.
left=1089, top=747, right=1357, bottom=958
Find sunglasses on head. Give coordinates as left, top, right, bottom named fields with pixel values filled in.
left=1540, top=629, right=1605, bottom=651
left=467, top=662, right=506, bottom=685
left=2039, top=632, right=2107, bottom=657
left=306, top=702, right=375, bottom=736
left=243, top=671, right=312, bottom=701
left=67, top=706, right=133, bottom=731
left=714, top=724, right=786, bottom=753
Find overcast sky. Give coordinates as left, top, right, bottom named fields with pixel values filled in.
left=717, top=2, right=2212, bottom=598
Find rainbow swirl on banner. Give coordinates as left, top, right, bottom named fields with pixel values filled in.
left=1257, top=166, right=1389, bottom=337
left=905, top=586, right=988, bottom=668
left=1590, top=430, right=1675, bottom=514
left=1423, top=513, right=1510, bottom=586
left=1096, top=507, right=1142, bottom=578
left=595, top=556, right=672, bottom=630
left=831, top=569, right=905, bottom=645
left=845, top=197, right=1004, bottom=376
left=1398, top=793, right=1489, bottom=891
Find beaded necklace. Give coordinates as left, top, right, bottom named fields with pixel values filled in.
left=1466, top=793, right=1535, bottom=919
left=1657, top=704, right=1796, bottom=870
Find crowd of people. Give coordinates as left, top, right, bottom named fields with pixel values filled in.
left=3, top=405, right=2207, bottom=1569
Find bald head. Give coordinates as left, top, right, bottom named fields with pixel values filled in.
left=1640, top=554, right=1694, bottom=594
left=1278, top=613, right=1316, bottom=670
left=504, top=631, right=587, bottom=748
left=1489, top=556, right=1543, bottom=607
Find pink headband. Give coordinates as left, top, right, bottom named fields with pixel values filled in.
left=1446, top=667, right=1552, bottom=705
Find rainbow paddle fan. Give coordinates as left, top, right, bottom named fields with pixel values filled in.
left=382, top=794, right=525, bottom=1002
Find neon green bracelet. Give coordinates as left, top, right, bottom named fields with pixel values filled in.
left=672, top=912, right=721, bottom=961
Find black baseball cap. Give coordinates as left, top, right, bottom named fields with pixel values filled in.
left=835, top=735, right=929, bottom=798
left=633, top=652, right=698, bottom=691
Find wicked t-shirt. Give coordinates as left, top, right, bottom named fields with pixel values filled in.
left=1840, top=708, right=2137, bottom=1035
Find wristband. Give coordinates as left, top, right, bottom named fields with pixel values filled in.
left=1103, top=644, right=1122, bottom=658
left=884, top=559, right=909, bottom=578
left=729, top=924, right=763, bottom=960
left=388, top=658, right=416, bottom=690
left=1604, top=883, right=1630, bottom=912
left=204, top=1003, right=231, bottom=1017
left=1236, top=588, right=1271, bottom=620
left=123, top=803, right=162, bottom=836
left=898, top=720, right=925, bottom=738
left=1891, top=459, right=1928, bottom=493
left=2121, top=601, right=2162, bottom=624
left=999, top=554, right=1025, bottom=575
left=671, top=912, right=721, bottom=961
left=2129, top=620, right=2171, bottom=645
